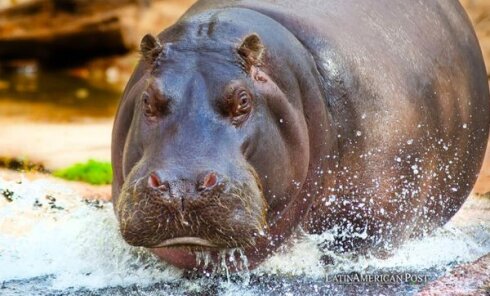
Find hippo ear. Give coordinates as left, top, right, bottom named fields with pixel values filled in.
left=237, top=34, right=265, bottom=71
left=140, top=34, right=163, bottom=65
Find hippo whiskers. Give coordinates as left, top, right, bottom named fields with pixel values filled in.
left=112, top=0, right=489, bottom=271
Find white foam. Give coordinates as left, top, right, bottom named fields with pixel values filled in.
left=0, top=176, right=488, bottom=292
left=260, top=206, right=489, bottom=278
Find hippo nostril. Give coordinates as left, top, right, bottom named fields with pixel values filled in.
left=204, top=172, right=218, bottom=188
left=148, top=172, right=170, bottom=191
left=148, top=173, right=160, bottom=188
left=198, top=172, right=218, bottom=191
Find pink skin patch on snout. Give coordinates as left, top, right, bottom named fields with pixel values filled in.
left=202, top=172, right=218, bottom=189
left=147, top=171, right=218, bottom=191
left=147, top=172, right=169, bottom=191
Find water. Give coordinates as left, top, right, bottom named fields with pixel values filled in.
left=0, top=64, right=121, bottom=122
left=0, top=176, right=488, bottom=295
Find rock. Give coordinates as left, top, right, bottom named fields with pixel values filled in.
left=417, top=253, right=490, bottom=296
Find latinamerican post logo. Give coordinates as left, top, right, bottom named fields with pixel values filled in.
left=327, top=272, right=431, bottom=285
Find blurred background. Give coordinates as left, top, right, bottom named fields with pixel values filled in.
left=0, top=0, right=489, bottom=195
left=0, top=0, right=195, bottom=195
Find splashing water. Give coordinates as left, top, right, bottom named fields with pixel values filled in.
left=193, top=248, right=250, bottom=285
left=0, top=176, right=488, bottom=295
left=0, top=177, right=182, bottom=291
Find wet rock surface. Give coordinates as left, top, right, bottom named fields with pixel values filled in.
left=417, top=253, right=490, bottom=296
left=0, top=274, right=431, bottom=296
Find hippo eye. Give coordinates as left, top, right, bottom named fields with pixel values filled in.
left=228, top=89, right=252, bottom=126
left=142, top=93, right=156, bottom=119
left=238, top=91, right=250, bottom=110
left=142, top=91, right=169, bottom=121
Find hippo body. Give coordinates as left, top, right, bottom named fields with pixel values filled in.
left=112, top=0, right=489, bottom=270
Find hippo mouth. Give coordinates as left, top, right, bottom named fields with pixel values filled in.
left=153, top=237, right=218, bottom=248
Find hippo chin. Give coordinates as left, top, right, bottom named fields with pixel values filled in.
left=112, top=0, right=490, bottom=270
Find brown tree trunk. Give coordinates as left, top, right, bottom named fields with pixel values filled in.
left=0, top=0, right=149, bottom=65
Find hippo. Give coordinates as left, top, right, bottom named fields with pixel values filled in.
left=111, top=0, right=490, bottom=270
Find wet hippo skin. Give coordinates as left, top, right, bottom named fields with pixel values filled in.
left=111, top=0, right=490, bottom=270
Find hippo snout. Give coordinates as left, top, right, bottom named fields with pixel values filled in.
left=116, top=167, right=267, bottom=251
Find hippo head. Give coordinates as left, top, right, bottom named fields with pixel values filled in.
left=112, top=8, right=332, bottom=270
